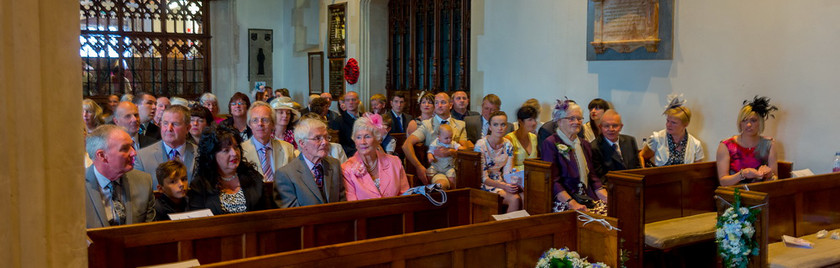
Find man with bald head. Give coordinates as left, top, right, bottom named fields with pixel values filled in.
left=113, top=101, right=157, bottom=150
left=329, top=91, right=362, bottom=155
left=85, top=125, right=156, bottom=227
left=589, top=109, right=640, bottom=180
left=135, top=105, right=198, bottom=188
left=402, top=92, right=469, bottom=186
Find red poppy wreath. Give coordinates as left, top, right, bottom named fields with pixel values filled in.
left=344, top=58, right=359, bottom=84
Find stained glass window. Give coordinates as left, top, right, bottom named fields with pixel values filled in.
left=80, top=0, right=209, bottom=99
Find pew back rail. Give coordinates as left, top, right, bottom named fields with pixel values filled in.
left=87, top=189, right=502, bottom=268
left=200, top=211, right=620, bottom=268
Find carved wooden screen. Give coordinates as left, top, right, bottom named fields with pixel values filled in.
left=387, top=0, right=470, bottom=113
left=80, top=0, right=210, bottom=100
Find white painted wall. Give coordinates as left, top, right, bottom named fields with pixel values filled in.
left=211, top=0, right=320, bottom=113
left=472, top=0, right=840, bottom=173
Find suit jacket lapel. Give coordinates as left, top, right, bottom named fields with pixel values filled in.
left=607, top=139, right=626, bottom=169
left=85, top=166, right=108, bottom=227
left=321, top=158, right=336, bottom=203
left=184, top=143, right=197, bottom=179
left=376, top=154, right=393, bottom=193
left=296, top=155, right=325, bottom=204
left=156, top=142, right=167, bottom=163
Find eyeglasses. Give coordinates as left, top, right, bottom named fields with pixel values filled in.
left=601, top=123, right=622, bottom=129
left=231, top=102, right=246, bottom=106
left=305, top=135, right=331, bottom=142
left=250, top=118, right=272, bottom=124
left=561, top=116, right=584, bottom=122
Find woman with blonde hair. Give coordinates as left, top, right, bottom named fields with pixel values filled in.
left=639, top=95, right=704, bottom=167
left=716, top=96, right=779, bottom=186
left=82, top=98, right=104, bottom=134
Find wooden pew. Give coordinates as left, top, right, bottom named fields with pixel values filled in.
left=523, top=158, right=554, bottom=215
left=391, top=132, right=407, bottom=159
left=716, top=172, right=840, bottom=267
left=199, top=211, right=620, bottom=268
left=87, top=188, right=502, bottom=268
left=454, top=149, right=483, bottom=189
left=606, top=161, right=793, bottom=268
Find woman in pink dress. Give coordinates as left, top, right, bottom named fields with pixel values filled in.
left=716, top=96, right=779, bottom=186
left=342, top=113, right=410, bottom=201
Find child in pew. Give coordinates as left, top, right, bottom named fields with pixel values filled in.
left=154, top=160, right=189, bottom=221
left=380, top=114, right=397, bottom=155
left=427, top=124, right=461, bottom=189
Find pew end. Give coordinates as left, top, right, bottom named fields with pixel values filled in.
left=714, top=188, right=769, bottom=268
left=454, top=149, right=482, bottom=189
left=523, top=159, right=554, bottom=215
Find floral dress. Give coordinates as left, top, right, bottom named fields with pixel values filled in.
left=474, top=138, right=514, bottom=194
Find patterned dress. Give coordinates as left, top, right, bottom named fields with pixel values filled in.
left=474, top=138, right=514, bottom=194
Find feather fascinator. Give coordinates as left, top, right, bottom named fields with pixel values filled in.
left=743, top=96, right=778, bottom=119
left=663, top=93, right=686, bottom=114
left=552, top=97, right=571, bottom=122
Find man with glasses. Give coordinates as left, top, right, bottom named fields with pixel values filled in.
left=589, top=110, right=640, bottom=179
left=274, top=118, right=346, bottom=208
left=241, top=102, right=295, bottom=182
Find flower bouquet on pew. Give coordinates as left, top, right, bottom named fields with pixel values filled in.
left=535, top=247, right=610, bottom=268
left=715, top=188, right=760, bottom=268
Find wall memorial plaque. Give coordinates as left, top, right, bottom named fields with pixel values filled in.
left=328, top=58, right=345, bottom=97
left=328, top=3, right=347, bottom=59
left=587, top=0, right=673, bottom=61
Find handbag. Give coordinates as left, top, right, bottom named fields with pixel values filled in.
left=401, top=183, right=448, bottom=206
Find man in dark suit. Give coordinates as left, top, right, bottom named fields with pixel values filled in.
left=85, top=125, right=156, bottom=228
left=464, top=94, right=512, bottom=144
left=113, top=101, right=157, bottom=150
left=388, top=94, right=413, bottom=134
left=133, top=92, right=161, bottom=141
left=275, top=118, right=346, bottom=208
left=590, top=110, right=641, bottom=179
left=450, top=91, right=479, bottom=120
left=135, top=105, right=198, bottom=188
left=329, top=91, right=361, bottom=156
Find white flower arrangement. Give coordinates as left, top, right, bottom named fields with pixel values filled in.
left=715, top=189, right=760, bottom=268
left=535, top=247, right=609, bottom=268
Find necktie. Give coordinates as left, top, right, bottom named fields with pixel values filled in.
left=613, top=143, right=623, bottom=161
left=395, top=114, right=403, bottom=133
left=107, top=181, right=126, bottom=226
left=139, top=123, right=146, bottom=136
left=481, top=120, right=489, bottom=138
left=168, top=149, right=181, bottom=161
left=260, top=147, right=274, bottom=182
left=313, top=163, right=324, bottom=188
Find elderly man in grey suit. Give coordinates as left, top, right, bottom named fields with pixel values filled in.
left=85, top=125, right=155, bottom=228
left=135, top=105, right=197, bottom=188
left=274, top=118, right=346, bottom=208
left=464, top=94, right=513, bottom=144
left=242, top=101, right=295, bottom=182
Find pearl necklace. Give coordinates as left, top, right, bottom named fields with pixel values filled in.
left=221, top=174, right=238, bottom=182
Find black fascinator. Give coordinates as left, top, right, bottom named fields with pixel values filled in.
left=743, top=96, right=778, bottom=119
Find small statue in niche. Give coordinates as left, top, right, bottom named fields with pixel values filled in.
left=257, top=48, right=265, bottom=75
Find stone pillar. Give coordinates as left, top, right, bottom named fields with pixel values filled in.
left=0, top=0, right=86, bottom=267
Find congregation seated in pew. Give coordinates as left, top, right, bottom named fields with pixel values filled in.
left=153, top=160, right=189, bottom=221
left=639, top=95, right=704, bottom=167
left=402, top=92, right=469, bottom=188
left=717, top=96, right=780, bottom=186
left=589, top=109, right=641, bottom=179
left=189, top=126, right=272, bottom=214
left=474, top=111, right=522, bottom=213
left=341, top=113, right=410, bottom=201
left=505, top=105, right=540, bottom=172
left=541, top=99, right=607, bottom=215
left=275, top=118, right=347, bottom=207
left=241, top=101, right=296, bottom=182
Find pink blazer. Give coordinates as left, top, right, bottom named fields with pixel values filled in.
left=341, top=150, right=410, bottom=201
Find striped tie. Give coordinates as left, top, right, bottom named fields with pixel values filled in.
left=168, top=149, right=181, bottom=161
left=260, top=146, right=273, bottom=182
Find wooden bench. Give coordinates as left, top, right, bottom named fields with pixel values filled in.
left=716, top=172, right=840, bottom=267
left=391, top=132, right=406, bottom=159
left=606, top=161, right=793, bottom=268
left=523, top=158, right=555, bottom=215
left=87, top=188, right=502, bottom=268
left=454, top=149, right=482, bottom=189
left=199, top=211, right=620, bottom=268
